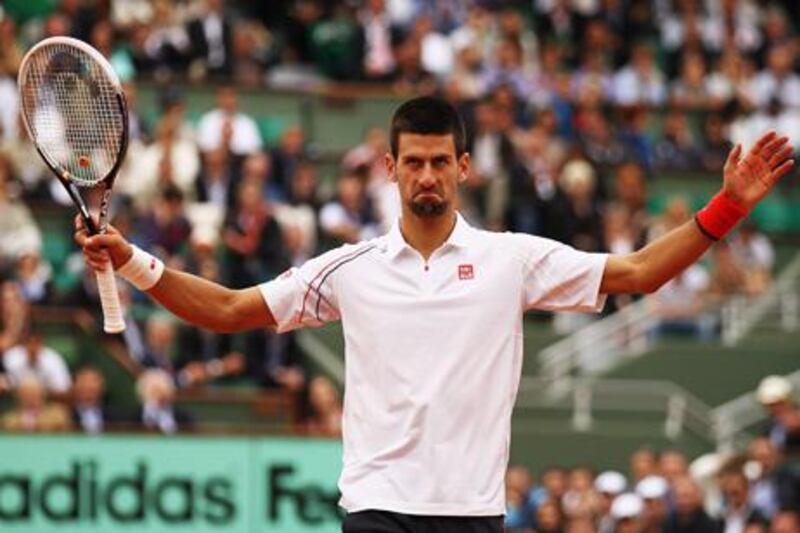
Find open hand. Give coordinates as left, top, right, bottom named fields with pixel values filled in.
left=723, top=131, right=794, bottom=210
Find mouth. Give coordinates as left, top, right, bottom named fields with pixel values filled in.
left=413, top=191, right=443, bottom=201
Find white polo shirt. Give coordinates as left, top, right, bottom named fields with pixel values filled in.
left=260, top=213, right=607, bottom=516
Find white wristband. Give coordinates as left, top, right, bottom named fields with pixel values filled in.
left=116, top=245, right=165, bottom=291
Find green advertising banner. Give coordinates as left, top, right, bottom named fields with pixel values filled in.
left=0, top=434, right=343, bottom=533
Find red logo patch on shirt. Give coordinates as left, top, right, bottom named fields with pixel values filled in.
left=149, top=258, right=156, bottom=271
left=458, top=264, right=474, bottom=280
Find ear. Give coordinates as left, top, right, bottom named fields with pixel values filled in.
left=457, top=152, right=471, bottom=183
left=385, top=153, right=397, bottom=182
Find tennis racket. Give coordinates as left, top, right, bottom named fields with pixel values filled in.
left=18, top=37, right=128, bottom=333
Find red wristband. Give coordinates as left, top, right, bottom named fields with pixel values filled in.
left=695, top=191, right=748, bottom=240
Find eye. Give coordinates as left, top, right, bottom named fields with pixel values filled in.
left=433, top=156, right=450, bottom=168
left=404, top=157, right=422, bottom=169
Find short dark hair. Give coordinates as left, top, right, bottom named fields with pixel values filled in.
left=390, top=97, right=466, bottom=158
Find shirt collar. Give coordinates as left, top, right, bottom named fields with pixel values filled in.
left=385, top=212, right=472, bottom=259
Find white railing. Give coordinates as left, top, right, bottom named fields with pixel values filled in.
left=721, top=253, right=800, bottom=345
left=515, top=377, right=717, bottom=444
left=538, top=299, right=659, bottom=397
left=538, top=253, right=800, bottom=394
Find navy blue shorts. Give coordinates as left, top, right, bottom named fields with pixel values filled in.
left=342, top=509, right=504, bottom=533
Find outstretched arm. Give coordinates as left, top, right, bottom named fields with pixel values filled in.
left=601, top=131, right=794, bottom=295
left=75, top=221, right=276, bottom=333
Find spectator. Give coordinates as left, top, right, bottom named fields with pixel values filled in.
left=186, top=0, right=234, bottom=80
left=636, top=476, right=670, bottom=533
left=563, top=466, right=601, bottom=521
left=71, top=367, right=122, bottom=434
left=0, top=281, right=29, bottom=354
left=196, top=148, right=238, bottom=214
left=748, top=44, right=800, bottom=111
left=670, top=53, right=711, bottom=110
left=319, top=173, right=380, bottom=247
left=653, top=109, right=701, bottom=172
left=531, top=467, right=569, bottom=511
left=14, top=251, right=51, bottom=304
left=136, top=369, right=191, bottom=434
left=700, top=114, right=734, bottom=174
left=305, top=375, right=342, bottom=438
left=505, top=465, right=535, bottom=529
left=664, top=476, right=722, bottom=533
left=707, top=242, right=751, bottom=298
left=729, top=221, right=775, bottom=294
left=2, top=330, right=71, bottom=398
left=595, top=470, right=628, bottom=533
left=196, top=85, right=262, bottom=157
left=133, top=186, right=193, bottom=261
left=660, top=450, right=690, bottom=484
left=342, top=127, right=398, bottom=231
left=610, top=492, right=645, bottom=533
left=269, top=126, right=307, bottom=197
left=0, top=155, right=42, bottom=273
left=756, top=376, right=800, bottom=457
left=390, top=36, right=437, bottom=96
left=717, top=469, right=769, bottom=533
left=536, top=498, right=566, bottom=533
left=464, top=99, right=516, bottom=229
left=748, top=437, right=800, bottom=517
left=222, top=178, right=291, bottom=287
left=132, top=96, right=200, bottom=207
left=613, top=44, right=667, bottom=107
left=631, top=448, right=659, bottom=483
left=558, top=159, right=604, bottom=253
left=770, top=512, right=800, bottom=533
left=1, top=375, right=72, bottom=432
left=359, top=0, right=397, bottom=81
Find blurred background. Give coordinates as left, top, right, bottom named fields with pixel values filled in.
left=0, top=0, right=800, bottom=532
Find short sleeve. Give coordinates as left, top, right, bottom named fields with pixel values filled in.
left=517, top=235, right=608, bottom=313
left=258, top=246, right=351, bottom=333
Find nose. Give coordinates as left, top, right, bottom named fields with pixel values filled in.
left=418, top=164, right=436, bottom=189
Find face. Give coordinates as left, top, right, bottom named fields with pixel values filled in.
left=386, top=133, right=469, bottom=219
left=720, top=474, right=748, bottom=509
left=74, top=369, right=105, bottom=405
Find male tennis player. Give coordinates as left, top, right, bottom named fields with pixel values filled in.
left=77, top=97, right=793, bottom=532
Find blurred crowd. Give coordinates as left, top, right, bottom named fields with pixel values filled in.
left=504, top=381, right=800, bottom=533
left=0, top=0, right=794, bottom=452
left=504, top=442, right=800, bottom=532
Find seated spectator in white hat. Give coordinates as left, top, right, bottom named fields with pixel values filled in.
left=611, top=492, right=644, bottom=533
left=595, top=471, right=628, bottom=533
left=636, top=475, right=669, bottom=533
left=757, top=376, right=800, bottom=456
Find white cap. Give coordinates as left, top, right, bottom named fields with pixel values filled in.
left=560, top=159, right=596, bottom=193
left=757, top=375, right=793, bottom=405
left=611, top=493, right=644, bottom=519
left=636, top=476, right=668, bottom=500
left=595, top=471, right=627, bottom=495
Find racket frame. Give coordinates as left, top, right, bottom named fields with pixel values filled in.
left=18, top=37, right=130, bottom=333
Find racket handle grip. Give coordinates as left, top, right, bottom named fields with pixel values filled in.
left=96, top=262, right=125, bottom=333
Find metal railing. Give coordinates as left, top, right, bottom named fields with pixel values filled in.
left=515, top=376, right=717, bottom=445
left=538, top=253, right=800, bottom=395
left=721, top=253, right=800, bottom=346
left=537, top=298, right=659, bottom=397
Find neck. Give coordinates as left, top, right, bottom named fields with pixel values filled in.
left=399, top=210, right=457, bottom=260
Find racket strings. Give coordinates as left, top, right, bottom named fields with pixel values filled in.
left=21, top=43, right=123, bottom=187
